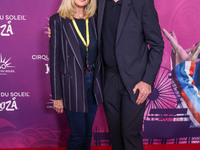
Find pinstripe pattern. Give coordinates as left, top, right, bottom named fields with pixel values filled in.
left=96, top=78, right=103, bottom=102
left=74, top=57, right=78, bottom=112
left=53, top=20, right=57, bottom=99
left=94, top=93, right=98, bottom=105
left=82, top=76, right=86, bottom=112
left=59, top=17, right=66, bottom=73
left=49, top=14, right=103, bottom=113
left=63, top=26, right=83, bottom=72
left=65, top=40, right=69, bottom=71
left=69, top=74, right=71, bottom=111
left=61, top=75, right=67, bottom=108
left=69, top=23, right=79, bottom=44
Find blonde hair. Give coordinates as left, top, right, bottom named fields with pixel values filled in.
left=57, top=0, right=96, bottom=20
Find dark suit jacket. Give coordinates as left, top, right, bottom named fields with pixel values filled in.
left=98, top=0, right=164, bottom=102
left=49, top=13, right=103, bottom=113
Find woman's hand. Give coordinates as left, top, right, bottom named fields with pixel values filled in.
left=47, top=27, right=51, bottom=38
left=53, top=100, right=64, bottom=114
left=162, top=28, right=200, bottom=66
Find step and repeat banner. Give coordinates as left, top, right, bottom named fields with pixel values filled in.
left=0, top=0, right=200, bottom=148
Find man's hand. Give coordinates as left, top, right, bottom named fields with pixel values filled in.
left=53, top=100, right=64, bottom=114
left=133, top=81, right=151, bottom=105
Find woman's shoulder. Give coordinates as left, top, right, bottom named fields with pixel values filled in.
left=49, top=13, right=60, bottom=22
left=49, top=13, right=71, bottom=23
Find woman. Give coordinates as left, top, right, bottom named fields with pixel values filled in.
left=49, top=0, right=103, bottom=149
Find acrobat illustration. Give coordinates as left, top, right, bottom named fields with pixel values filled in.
left=163, top=29, right=200, bottom=127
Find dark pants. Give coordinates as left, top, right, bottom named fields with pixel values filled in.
left=103, top=69, right=146, bottom=150
left=65, top=71, right=97, bottom=150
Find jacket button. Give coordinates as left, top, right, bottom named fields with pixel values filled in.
left=70, top=76, right=73, bottom=79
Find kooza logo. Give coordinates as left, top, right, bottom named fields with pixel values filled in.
left=0, top=20, right=14, bottom=36
left=0, top=15, right=26, bottom=37
left=0, top=54, right=15, bottom=69
left=0, top=97, right=18, bottom=112
left=0, top=92, right=30, bottom=112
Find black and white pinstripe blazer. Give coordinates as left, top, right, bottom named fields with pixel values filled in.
left=49, top=13, right=103, bottom=113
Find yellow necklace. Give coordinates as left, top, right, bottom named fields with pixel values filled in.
left=72, top=18, right=91, bottom=73
left=72, top=18, right=90, bottom=52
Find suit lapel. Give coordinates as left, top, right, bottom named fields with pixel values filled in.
left=63, top=18, right=84, bottom=72
left=97, top=0, right=106, bottom=44
left=116, top=0, right=132, bottom=44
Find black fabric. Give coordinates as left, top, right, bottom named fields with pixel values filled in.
left=74, top=18, right=97, bottom=69
left=101, top=0, right=123, bottom=73
left=97, top=0, right=164, bottom=148
left=103, top=70, right=146, bottom=150
left=98, top=0, right=164, bottom=103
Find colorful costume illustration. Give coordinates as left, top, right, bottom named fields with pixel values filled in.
left=163, top=29, right=200, bottom=127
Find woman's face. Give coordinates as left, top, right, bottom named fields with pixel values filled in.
left=73, top=0, right=90, bottom=8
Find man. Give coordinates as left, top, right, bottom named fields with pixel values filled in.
left=97, top=0, right=164, bottom=149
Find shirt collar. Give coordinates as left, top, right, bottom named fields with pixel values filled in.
left=107, top=0, right=123, bottom=5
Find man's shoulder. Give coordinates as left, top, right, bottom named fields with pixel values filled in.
left=134, top=0, right=155, bottom=7
left=131, top=0, right=146, bottom=6
left=130, top=0, right=156, bottom=13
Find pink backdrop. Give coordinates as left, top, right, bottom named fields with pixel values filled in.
left=0, top=0, right=200, bottom=148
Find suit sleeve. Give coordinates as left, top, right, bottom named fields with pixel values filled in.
left=49, top=16, right=62, bottom=100
left=141, top=0, right=164, bottom=86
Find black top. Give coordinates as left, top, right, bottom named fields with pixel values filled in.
left=74, top=18, right=97, bottom=69
left=101, top=0, right=123, bottom=73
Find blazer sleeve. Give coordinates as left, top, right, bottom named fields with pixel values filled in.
left=49, top=15, right=62, bottom=100
left=141, top=0, right=164, bottom=86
